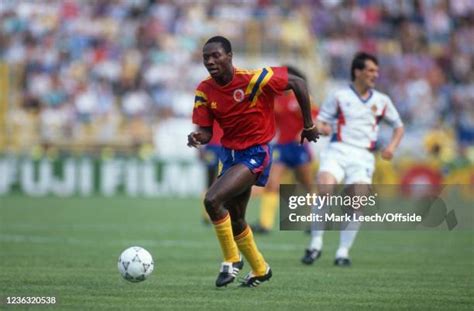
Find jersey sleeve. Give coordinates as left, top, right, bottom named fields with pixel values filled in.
left=317, top=93, right=338, bottom=123
left=311, top=106, right=319, bottom=119
left=265, top=66, right=288, bottom=94
left=245, top=66, right=287, bottom=107
left=310, top=97, right=319, bottom=119
left=192, top=86, right=214, bottom=127
left=383, top=97, right=403, bottom=128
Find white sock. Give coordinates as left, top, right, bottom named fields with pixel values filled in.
left=336, top=220, right=360, bottom=258
left=309, top=230, right=324, bottom=250
left=335, top=246, right=349, bottom=259
left=308, top=200, right=326, bottom=251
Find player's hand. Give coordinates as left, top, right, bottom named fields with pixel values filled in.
left=381, top=147, right=394, bottom=160
left=300, top=127, right=320, bottom=144
left=187, top=130, right=212, bottom=147
left=187, top=132, right=203, bottom=148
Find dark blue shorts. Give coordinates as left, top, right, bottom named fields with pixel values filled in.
left=202, top=145, right=222, bottom=168
left=220, top=144, right=272, bottom=187
left=273, top=142, right=312, bottom=168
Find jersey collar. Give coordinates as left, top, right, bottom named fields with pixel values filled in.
left=349, top=84, right=373, bottom=104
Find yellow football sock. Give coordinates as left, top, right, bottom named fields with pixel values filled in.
left=259, top=192, right=279, bottom=230
left=235, top=226, right=267, bottom=276
left=213, top=213, right=240, bottom=263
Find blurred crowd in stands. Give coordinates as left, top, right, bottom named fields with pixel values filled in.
left=0, top=0, right=472, bottom=162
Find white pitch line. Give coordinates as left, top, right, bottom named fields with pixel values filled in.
left=0, top=234, right=302, bottom=251
left=0, top=223, right=206, bottom=234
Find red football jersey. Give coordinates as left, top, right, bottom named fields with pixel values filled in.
left=192, top=66, right=288, bottom=150
left=275, top=91, right=319, bottom=144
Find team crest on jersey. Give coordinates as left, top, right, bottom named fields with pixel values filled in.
left=233, top=89, right=245, bottom=102
left=371, top=104, right=378, bottom=114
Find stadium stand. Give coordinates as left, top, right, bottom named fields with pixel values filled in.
left=0, top=0, right=472, bottom=163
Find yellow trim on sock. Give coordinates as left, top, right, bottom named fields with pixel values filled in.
left=234, top=225, right=250, bottom=241
left=213, top=213, right=230, bottom=225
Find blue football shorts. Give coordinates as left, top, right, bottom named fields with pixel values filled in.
left=273, top=142, right=312, bottom=168
left=219, top=144, right=273, bottom=187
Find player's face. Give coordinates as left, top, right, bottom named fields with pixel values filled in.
left=357, top=60, right=379, bottom=88
left=202, top=43, right=232, bottom=79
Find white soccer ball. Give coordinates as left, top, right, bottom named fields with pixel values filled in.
left=118, top=246, right=154, bottom=282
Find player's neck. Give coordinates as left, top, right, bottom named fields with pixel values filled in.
left=214, top=66, right=234, bottom=86
left=352, top=82, right=371, bottom=100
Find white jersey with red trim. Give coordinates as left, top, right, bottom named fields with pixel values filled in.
left=318, top=85, right=403, bottom=150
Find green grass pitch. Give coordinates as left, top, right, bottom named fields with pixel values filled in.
left=0, top=195, right=472, bottom=310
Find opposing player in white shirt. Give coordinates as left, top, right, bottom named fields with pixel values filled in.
left=302, top=52, right=404, bottom=266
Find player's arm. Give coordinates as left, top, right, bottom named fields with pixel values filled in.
left=315, top=93, right=338, bottom=136
left=310, top=101, right=331, bottom=135
left=381, top=98, right=404, bottom=160
left=286, top=73, right=319, bottom=143
left=190, top=86, right=214, bottom=147
left=187, top=126, right=212, bottom=148
left=381, top=126, right=404, bottom=160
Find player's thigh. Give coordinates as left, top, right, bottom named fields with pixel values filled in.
left=318, top=146, right=345, bottom=185
left=206, top=163, right=257, bottom=203
left=266, top=162, right=286, bottom=192
left=316, top=171, right=338, bottom=194
left=206, top=165, right=219, bottom=188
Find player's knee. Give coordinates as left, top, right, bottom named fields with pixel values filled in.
left=203, top=193, right=219, bottom=214
left=317, top=184, right=335, bottom=195
left=317, top=172, right=338, bottom=186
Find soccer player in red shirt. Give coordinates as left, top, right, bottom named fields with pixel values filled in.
left=253, top=66, right=319, bottom=234
left=187, top=36, right=319, bottom=287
